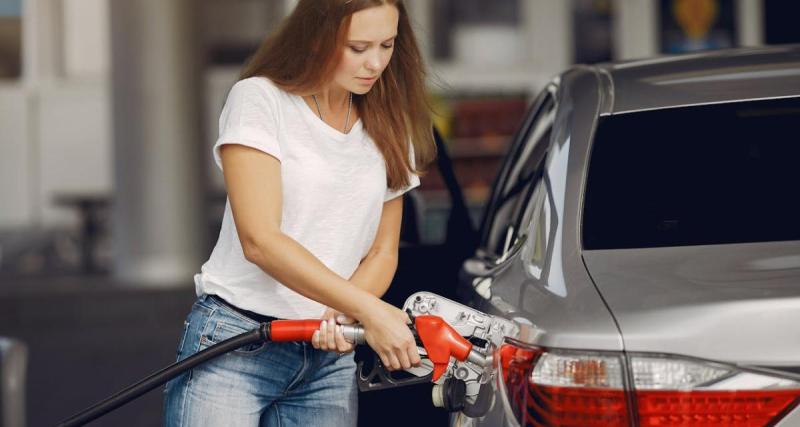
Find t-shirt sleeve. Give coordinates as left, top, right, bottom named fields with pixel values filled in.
left=384, top=142, right=421, bottom=202
left=212, top=78, right=282, bottom=171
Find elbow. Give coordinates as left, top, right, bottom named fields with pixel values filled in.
left=241, top=240, right=260, bottom=265
left=241, top=232, right=281, bottom=266
left=366, top=246, right=399, bottom=267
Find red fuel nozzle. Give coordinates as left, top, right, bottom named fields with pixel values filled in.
left=269, top=320, right=323, bottom=342
left=267, top=316, right=476, bottom=382
left=414, top=315, right=473, bottom=381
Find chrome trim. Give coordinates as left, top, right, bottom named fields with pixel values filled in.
left=599, top=94, right=800, bottom=116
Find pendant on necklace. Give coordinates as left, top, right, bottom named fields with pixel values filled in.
left=312, top=92, right=353, bottom=133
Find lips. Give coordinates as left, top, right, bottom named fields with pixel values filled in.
left=356, top=76, right=378, bottom=83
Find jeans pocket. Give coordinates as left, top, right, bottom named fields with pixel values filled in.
left=176, top=319, right=191, bottom=358
left=200, top=320, right=269, bottom=355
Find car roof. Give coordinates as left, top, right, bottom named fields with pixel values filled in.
left=593, top=44, right=800, bottom=115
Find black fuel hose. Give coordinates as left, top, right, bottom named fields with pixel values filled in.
left=58, top=323, right=270, bottom=427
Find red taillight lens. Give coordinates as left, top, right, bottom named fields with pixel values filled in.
left=637, top=390, right=800, bottom=426
left=499, top=343, right=630, bottom=426
left=498, top=343, right=800, bottom=427
left=526, top=386, right=629, bottom=426
left=501, top=343, right=538, bottom=424
left=631, top=355, right=800, bottom=426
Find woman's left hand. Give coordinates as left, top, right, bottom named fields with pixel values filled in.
left=312, top=308, right=356, bottom=354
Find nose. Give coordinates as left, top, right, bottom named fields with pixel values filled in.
left=365, top=51, right=382, bottom=73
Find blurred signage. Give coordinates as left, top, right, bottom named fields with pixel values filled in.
left=660, top=0, right=736, bottom=53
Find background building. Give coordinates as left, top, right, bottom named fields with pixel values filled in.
left=1, top=0, right=795, bottom=280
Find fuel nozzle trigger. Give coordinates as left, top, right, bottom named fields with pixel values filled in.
left=355, top=350, right=433, bottom=392
left=414, top=316, right=474, bottom=381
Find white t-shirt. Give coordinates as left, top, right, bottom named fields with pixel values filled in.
left=194, top=76, right=420, bottom=319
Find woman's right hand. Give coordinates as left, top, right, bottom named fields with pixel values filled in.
left=360, top=300, right=421, bottom=371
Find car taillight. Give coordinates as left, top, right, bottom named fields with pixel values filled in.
left=499, top=342, right=800, bottom=427
left=631, top=355, right=800, bottom=426
left=499, top=342, right=630, bottom=426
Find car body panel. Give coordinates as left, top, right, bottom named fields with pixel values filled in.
left=777, top=407, right=800, bottom=427
left=460, top=67, right=624, bottom=351
left=583, top=241, right=800, bottom=367
left=597, top=45, right=800, bottom=114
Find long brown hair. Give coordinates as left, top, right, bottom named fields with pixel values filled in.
left=240, top=0, right=435, bottom=190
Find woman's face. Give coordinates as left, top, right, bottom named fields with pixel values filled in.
left=332, top=3, right=399, bottom=95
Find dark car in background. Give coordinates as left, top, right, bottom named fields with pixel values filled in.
left=453, top=45, right=800, bottom=426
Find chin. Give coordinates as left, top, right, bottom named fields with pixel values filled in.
left=351, top=86, right=372, bottom=95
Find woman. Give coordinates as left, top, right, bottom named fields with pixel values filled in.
left=163, top=0, right=435, bottom=426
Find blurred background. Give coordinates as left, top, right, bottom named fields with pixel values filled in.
left=0, top=0, right=797, bottom=425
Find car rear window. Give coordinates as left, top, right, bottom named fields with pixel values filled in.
left=582, top=97, right=800, bottom=249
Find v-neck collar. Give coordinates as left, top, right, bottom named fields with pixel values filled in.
left=291, top=93, right=363, bottom=142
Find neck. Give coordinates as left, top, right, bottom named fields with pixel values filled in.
left=314, top=85, right=351, bottom=110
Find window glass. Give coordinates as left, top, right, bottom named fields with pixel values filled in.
left=482, top=94, right=555, bottom=260
left=583, top=97, right=800, bottom=249
left=520, top=179, right=550, bottom=278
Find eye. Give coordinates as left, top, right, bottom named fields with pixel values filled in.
left=381, top=43, right=394, bottom=49
left=349, top=46, right=366, bottom=54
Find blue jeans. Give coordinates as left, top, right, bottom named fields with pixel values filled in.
left=163, top=294, right=358, bottom=427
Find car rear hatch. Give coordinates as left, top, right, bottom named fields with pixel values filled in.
left=570, top=88, right=800, bottom=425
left=583, top=241, right=800, bottom=368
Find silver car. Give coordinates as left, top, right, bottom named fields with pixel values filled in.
left=453, top=45, right=800, bottom=426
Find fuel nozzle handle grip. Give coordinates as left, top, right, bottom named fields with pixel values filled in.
left=268, top=320, right=368, bottom=345
left=339, top=323, right=424, bottom=348
left=341, top=324, right=366, bottom=345
left=269, top=320, right=326, bottom=342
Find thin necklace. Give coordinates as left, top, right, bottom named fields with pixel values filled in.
left=312, top=92, right=353, bottom=133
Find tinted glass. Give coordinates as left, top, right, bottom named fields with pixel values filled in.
left=583, top=97, right=800, bottom=249
left=483, top=95, right=555, bottom=258
left=520, top=179, right=550, bottom=279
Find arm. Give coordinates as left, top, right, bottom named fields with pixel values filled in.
left=316, top=196, right=402, bottom=354
left=222, top=144, right=370, bottom=318
left=220, top=143, right=419, bottom=369
left=348, top=196, right=404, bottom=298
